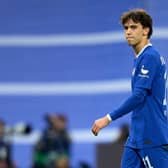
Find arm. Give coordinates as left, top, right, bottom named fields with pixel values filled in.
left=109, top=87, right=148, bottom=120
left=91, top=87, right=148, bottom=136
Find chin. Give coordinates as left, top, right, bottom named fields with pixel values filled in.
left=127, top=42, right=134, bottom=46
left=127, top=41, right=136, bottom=46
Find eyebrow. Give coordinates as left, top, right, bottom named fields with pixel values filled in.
left=124, top=23, right=139, bottom=29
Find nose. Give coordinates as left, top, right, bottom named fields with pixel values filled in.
left=126, top=28, right=132, bottom=35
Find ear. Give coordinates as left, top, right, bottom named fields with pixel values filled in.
left=143, top=27, right=150, bottom=37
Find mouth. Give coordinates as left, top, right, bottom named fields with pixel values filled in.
left=126, top=37, right=134, bottom=40
left=126, top=37, right=135, bottom=45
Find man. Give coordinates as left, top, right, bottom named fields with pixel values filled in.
left=0, top=119, right=16, bottom=168
left=91, top=9, right=168, bottom=168
left=32, top=114, right=71, bottom=168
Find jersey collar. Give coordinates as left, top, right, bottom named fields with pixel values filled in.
left=135, top=43, right=152, bottom=58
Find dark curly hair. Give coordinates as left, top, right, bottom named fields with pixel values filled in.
left=120, top=9, right=153, bottom=39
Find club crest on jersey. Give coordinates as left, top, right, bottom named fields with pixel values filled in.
left=141, top=65, right=149, bottom=75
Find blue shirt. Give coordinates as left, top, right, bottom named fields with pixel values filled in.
left=109, top=44, right=168, bottom=148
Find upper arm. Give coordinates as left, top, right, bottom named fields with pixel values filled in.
left=135, top=54, right=159, bottom=90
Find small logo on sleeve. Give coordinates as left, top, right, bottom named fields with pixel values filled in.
left=141, top=65, right=149, bottom=75
left=138, top=65, right=149, bottom=78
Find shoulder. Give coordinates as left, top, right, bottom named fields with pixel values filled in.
left=143, top=46, right=161, bottom=65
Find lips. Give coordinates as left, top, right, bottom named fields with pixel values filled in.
left=126, top=37, right=134, bottom=40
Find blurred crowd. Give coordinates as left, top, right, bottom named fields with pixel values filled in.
left=0, top=119, right=16, bottom=168
left=32, top=114, right=71, bottom=168
left=0, top=113, right=72, bottom=168
left=0, top=114, right=128, bottom=168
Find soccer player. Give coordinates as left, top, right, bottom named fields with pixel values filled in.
left=91, top=9, right=168, bottom=168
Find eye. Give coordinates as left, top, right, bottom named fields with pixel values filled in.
left=130, top=25, right=137, bottom=29
left=124, top=26, right=128, bottom=30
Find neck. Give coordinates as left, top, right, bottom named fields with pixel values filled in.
left=133, top=39, right=150, bottom=55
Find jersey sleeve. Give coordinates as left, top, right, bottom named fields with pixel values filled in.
left=108, top=54, right=159, bottom=121
left=135, top=54, right=158, bottom=90
left=108, top=87, right=148, bottom=120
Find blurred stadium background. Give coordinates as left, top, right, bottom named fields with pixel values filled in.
left=0, top=0, right=167, bottom=167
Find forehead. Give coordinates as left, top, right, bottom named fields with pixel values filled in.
left=123, top=19, right=141, bottom=26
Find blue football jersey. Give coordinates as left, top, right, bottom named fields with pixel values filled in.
left=125, top=44, right=168, bottom=148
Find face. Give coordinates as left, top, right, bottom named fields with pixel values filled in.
left=123, top=19, right=149, bottom=47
